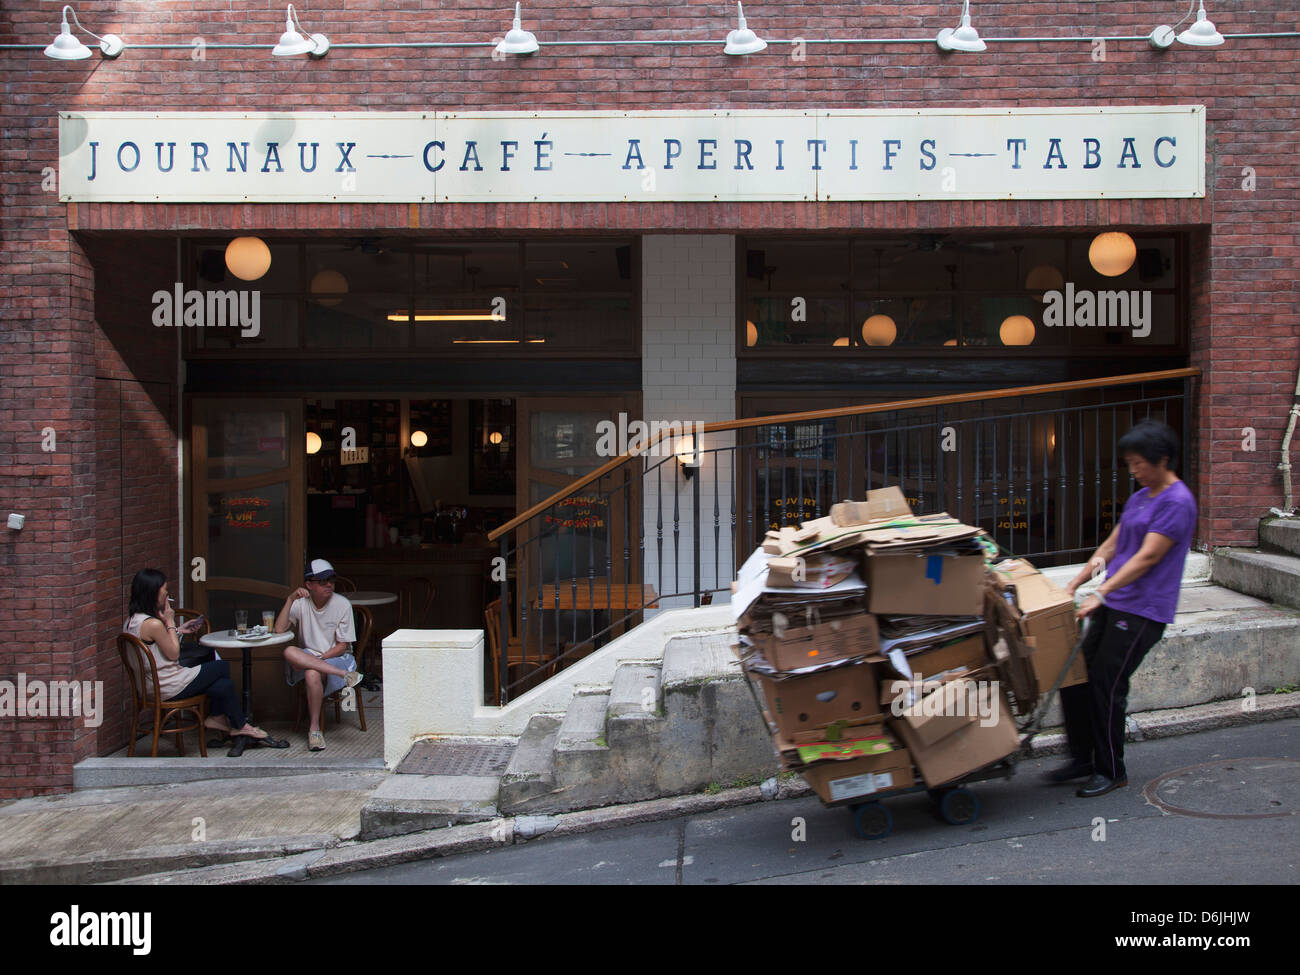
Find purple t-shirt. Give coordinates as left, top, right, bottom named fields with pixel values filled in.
left=1104, top=479, right=1197, bottom=624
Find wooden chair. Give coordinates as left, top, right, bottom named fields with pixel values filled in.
left=116, top=632, right=209, bottom=758
left=294, top=604, right=369, bottom=732
left=332, top=575, right=357, bottom=593
left=484, top=598, right=559, bottom=701
left=173, top=607, right=210, bottom=637
left=398, top=577, right=435, bottom=630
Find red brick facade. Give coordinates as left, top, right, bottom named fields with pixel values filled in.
left=2, top=2, right=1297, bottom=796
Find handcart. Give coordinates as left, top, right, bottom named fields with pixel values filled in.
left=740, top=610, right=1089, bottom=840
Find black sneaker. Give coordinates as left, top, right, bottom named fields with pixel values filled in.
left=1044, top=759, right=1093, bottom=783
left=1077, top=773, right=1128, bottom=798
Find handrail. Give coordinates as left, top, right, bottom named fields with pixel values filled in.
left=490, top=366, right=1200, bottom=540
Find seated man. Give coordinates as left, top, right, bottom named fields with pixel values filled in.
left=277, top=558, right=363, bottom=752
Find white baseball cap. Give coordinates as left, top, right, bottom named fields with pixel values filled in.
left=306, top=558, right=337, bottom=581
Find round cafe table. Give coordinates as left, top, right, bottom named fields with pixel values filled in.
left=345, top=592, right=397, bottom=674
left=199, top=629, right=294, bottom=723
left=347, top=591, right=397, bottom=607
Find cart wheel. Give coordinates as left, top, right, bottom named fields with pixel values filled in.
left=926, top=788, right=946, bottom=803
left=853, top=802, right=893, bottom=840
left=939, top=787, right=980, bottom=826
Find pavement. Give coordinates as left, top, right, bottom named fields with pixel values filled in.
left=2, top=689, right=1295, bottom=885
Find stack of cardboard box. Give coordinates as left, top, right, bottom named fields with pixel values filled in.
left=733, top=487, right=1071, bottom=804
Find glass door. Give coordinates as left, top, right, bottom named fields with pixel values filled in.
left=188, top=399, right=306, bottom=625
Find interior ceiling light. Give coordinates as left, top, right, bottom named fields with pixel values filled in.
left=388, top=310, right=508, bottom=322
left=1150, top=0, right=1224, bottom=49
left=724, top=3, right=767, bottom=56
left=272, top=4, right=330, bottom=58
left=44, top=5, right=124, bottom=60
left=861, top=314, right=898, bottom=347
left=495, top=3, right=539, bottom=56
left=936, top=0, right=986, bottom=53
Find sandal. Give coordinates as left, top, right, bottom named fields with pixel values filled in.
left=249, top=734, right=290, bottom=749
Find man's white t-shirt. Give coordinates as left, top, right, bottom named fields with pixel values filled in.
left=289, top=592, right=356, bottom=657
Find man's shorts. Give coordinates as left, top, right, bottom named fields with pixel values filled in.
left=285, top=650, right=357, bottom=698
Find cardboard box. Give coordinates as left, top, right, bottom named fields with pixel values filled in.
left=800, top=747, right=915, bottom=803
left=888, top=677, right=985, bottom=748
left=996, top=559, right=1087, bottom=689
left=749, top=613, right=879, bottom=671
left=889, top=685, right=1019, bottom=787
left=866, top=552, right=986, bottom=616
left=830, top=486, right=913, bottom=526
left=758, top=660, right=881, bottom=736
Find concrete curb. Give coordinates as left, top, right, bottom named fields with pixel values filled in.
left=112, top=691, right=1300, bottom=885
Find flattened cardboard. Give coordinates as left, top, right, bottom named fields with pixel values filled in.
left=800, top=748, right=915, bottom=802
left=889, top=686, right=1019, bottom=787
left=830, top=486, right=913, bottom=527
left=758, top=660, right=881, bottom=736
left=1028, top=634, right=1088, bottom=690
left=866, top=552, right=986, bottom=616
left=766, top=553, right=857, bottom=589
left=903, top=634, right=990, bottom=679
left=750, top=613, right=879, bottom=671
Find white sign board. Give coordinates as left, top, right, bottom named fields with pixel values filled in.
left=58, top=107, right=1204, bottom=203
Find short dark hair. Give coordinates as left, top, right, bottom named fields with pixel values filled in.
left=1118, top=419, right=1180, bottom=471
left=128, top=568, right=167, bottom=620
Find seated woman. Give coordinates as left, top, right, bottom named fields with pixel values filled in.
left=125, top=568, right=287, bottom=750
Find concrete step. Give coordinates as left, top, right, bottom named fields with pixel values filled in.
left=607, top=660, right=663, bottom=722
left=498, top=714, right=563, bottom=814
left=358, top=774, right=500, bottom=840
left=555, top=690, right=611, bottom=750
left=1210, top=548, right=1300, bottom=610
left=550, top=691, right=621, bottom=810
left=1261, top=517, right=1300, bottom=557
left=660, top=631, right=743, bottom=689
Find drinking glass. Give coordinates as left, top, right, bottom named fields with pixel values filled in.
left=235, top=610, right=248, bottom=635
left=262, top=610, right=276, bottom=630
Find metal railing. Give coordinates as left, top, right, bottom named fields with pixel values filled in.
left=488, top=367, right=1198, bottom=704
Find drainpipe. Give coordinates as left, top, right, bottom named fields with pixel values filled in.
left=1273, top=361, right=1300, bottom=517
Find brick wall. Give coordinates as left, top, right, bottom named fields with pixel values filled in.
left=1, top=1, right=1297, bottom=795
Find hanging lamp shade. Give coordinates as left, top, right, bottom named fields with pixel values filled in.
left=44, top=6, right=124, bottom=59
left=1088, top=232, right=1137, bottom=277
left=1024, top=264, right=1065, bottom=293
left=745, top=320, right=758, bottom=347
left=724, top=3, right=767, bottom=56
left=306, top=432, right=322, bottom=454
left=936, top=0, right=986, bottom=52
left=1178, top=2, right=1225, bottom=46
left=310, top=269, right=348, bottom=306
left=410, top=430, right=428, bottom=448
left=272, top=4, right=329, bottom=57
left=495, top=3, right=539, bottom=55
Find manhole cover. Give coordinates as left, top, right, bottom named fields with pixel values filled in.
left=1142, top=757, right=1300, bottom=820
left=396, top=739, right=516, bottom=776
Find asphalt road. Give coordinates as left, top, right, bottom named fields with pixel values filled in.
left=317, top=718, right=1300, bottom=885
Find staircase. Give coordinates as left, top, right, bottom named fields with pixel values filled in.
left=498, top=632, right=773, bottom=815
left=1210, top=518, right=1300, bottom=609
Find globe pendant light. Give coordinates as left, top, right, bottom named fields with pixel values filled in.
left=495, top=3, right=539, bottom=56
left=306, top=431, right=322, bottom=455
left=1088, top=232, right=1137, bottom=277
left=225, top=237, right=272, bottom=281
left=999, top=315, right=1035, bottom=346
left=862, top=314, right=897, bottom=347
left=724, top=3, right=767, bottom=56
left=937, top=0, right=986, bottom=53
left=310, top=269, right=348, bottom=306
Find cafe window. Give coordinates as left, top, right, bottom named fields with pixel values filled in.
left=184, top=238, right=638, bottom=355
left=740, top=234, right=1184, bottom=354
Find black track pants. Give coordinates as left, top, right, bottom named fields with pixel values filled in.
left=1059, top=606, right=1166, bottom=781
